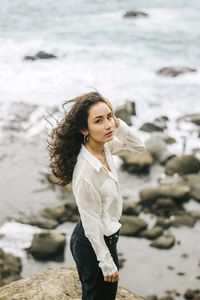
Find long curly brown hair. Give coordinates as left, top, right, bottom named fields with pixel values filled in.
left=46, top=91, right=108, bottom=186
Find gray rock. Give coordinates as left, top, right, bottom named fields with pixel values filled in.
left=114, top=100, right=136, bottom=125
left=177, top=113, right=200, bottom=126
left=0, top=248, right=22, bottom=287
left=165, top=155, right=200, bottom=176
left=155, top=217, right=171, bottom=229
left=0, top=267, right=144, bottom=300
left=120, top=215, right=148, bottom=236
left=170, top=214, right=196, bottom=227
left=140, top=122, right=164, bottom=132
left=140, top=226, right=163, bottom=239
left=42, top=203, right=79, bottom=223
left=120, top=150, right=153, bottom=174
left=146, top=135, right=175, bottom=164
left=124, top=11, right=148, bottom=18
left=139, top=184, right=190, bottom=206
left=157, top=67, right=197, bottom=77
left=184, top=288, right=200, bottom=300
left=24, top=51, right=57, bottom=61
left=150, top=234, right=175, bottom=249
left=16, top=216, right=59, bottom=229
left=182, top=174, right=200, bottom=202
left=27, top=232, right=66, bottom=259
left=122, top=201, right=141, bottom=216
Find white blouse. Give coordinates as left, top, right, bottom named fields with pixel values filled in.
left=72, top=118, right=146, bottom=276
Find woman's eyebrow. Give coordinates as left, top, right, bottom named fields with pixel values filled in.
left=93, top=112, right=112, bottom=120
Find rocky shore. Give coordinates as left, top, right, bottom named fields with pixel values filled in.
left=0, top=100, right=200, bottom=298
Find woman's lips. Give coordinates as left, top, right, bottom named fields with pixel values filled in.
left=105, top=131, right=113, bottom=136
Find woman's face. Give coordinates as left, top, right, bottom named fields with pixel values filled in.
left=86, top=101, right=116, bottom=144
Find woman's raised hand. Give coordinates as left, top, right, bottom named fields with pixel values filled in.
left=104, top=270, right=120, bottom=282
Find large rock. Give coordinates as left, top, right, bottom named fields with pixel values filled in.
left=139, top=226, right=163, bottom=239
left=122, top=201, right=141, bottom=216
left=0, top=267, right=145, bottom=300
left=114, top=100, right=136, bottom=125
left=157, top=67, right=197, bottom=77
left=165, top=155, right=200, bottom=176
left=124, top=11, right=148, bottom=18
left=145, top=135, right=175, bottom=164
left=177, top=113, right=200, bottom=126
left=120, top=215, right=148, bottom=236
left=139, top=184, right=190, bottom=206
left=169, top=214, right=197, bottom=227
left=0, top=248, right=22, bottom=287
left=140, top=122, right=164, bottom=132
left=27, top=232, right=66, bottom=259
left=120, top=150, right=153, bottom=174
left=150, top=234, right=175, bottom=249
left=181, top=174, right=200, bottom=202
left=24, top=51, right=57, bottom=61
left=42, top=203, right=79, bottom=223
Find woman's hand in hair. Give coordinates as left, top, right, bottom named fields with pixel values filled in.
left=105, top=100, right=120, bottom=129
left=104, top=270, right=120, bottom=282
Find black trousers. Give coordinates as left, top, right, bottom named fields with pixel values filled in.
left=70, top=219, right=120, bottom=300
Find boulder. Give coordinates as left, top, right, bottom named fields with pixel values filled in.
left=140, top=122, right=164, bottom=132
left=114, top=100, right=136, bottom=125
left=184, top=289, right=200, bottom=300
left=124, top=11, right=148, bottom=18
left=157, top=67, right=197, bottom=77
left=165, top=155, right=200, bottom=176
left=120, top=150, right=153, bottom=174
left=139, top=226, right=163, bottom=239
left=24, top=51, right=57, bottom=61
left=0, top=267, right=145, bottom=300
left=139, top=184, right=190, bottom=206
left=177, top=113, right=200, bottom=126
left=150, top=234, right=175, bottom=249
left=145, top=135, right=175, bottom=164
left=181, top=174, right=200, bottom=202
left=120, top=215, right=148, bottom=236
left=27, top=232, right=66, bottom=259
left=42, top=203, right=79, bottom=223
left=122, top=201, right=141, bottom=216
left=169, top=214, right=196, bottom=227
left=0, top=248, right=22, bottom=287
left=16, top=215, right=59, bottom=229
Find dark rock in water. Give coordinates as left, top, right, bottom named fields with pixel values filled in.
left=140, top=122, right=164, bottom=132
left=139, top=184, right=190, bottom=206
left=177, top=113, right=200, bottom=126
left=169, top=214, right=196, bottom=227
left=120, top=150, right=153, bottom=174
left=165, top=155, right=200, bottom=176
left=181, top=174, right=200, bottom=202
left=24, top=51, right=57, bottom=60
left=146, top=296, right=158, bottom=300
left=157, top=67, right=197, bottom=77
left=27, top=232, right=66, bottom=260
left=0, top=267, right=143, bottom=300
left=151, top=198, right=182, bottom=217
left=16, top=216, right=59, bottom=229
left=150, top=234, right=175, bottom=249
left=124, top=11, right=148, bottom=18
left=122, top=201, right=141, bottom=216
left=0, top=248, right=22, bottom=287
left=139, top=226, right=163, bottom=239
left=146, top=134, right=175, bottom=165
left=120, top=215, right=148, bottom=236
left=184, top=288, right=200, bottom=300
left=42, top=203, right=79, bottom=223
left=154, top=115, right=169, bottom=123
left=114, top=100, right=136, bottom=125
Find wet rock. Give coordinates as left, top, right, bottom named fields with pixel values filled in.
left=146, top=296, right=158, bottom=300
left=27, top=232, right=66, bottom=259
left=120, top=150, right=153, bottom=174
left=114, top=100, right=136, bottom=125
left=177, top=113, right=200, bottom=126
left=0, top=248, right=22, bottom=287
left=0, top=267, right=144, bottom=300
left=122, top=201, right=140, bottom=216
left=151, top=198, right=182, bottom=217
left=184, top=288, right=200, bottom=300
left=169, top=214, right=196, bottom=227
left=150, top=234, right=175, bottom=249
left=42, top=203, right=79, bottom=223
left=182, top=174, right=200, bottom=202
left=140, top=122, right=164, bottom=132
left=16, top=216, right=59, bottom=229
left=157, top=67, right=197, bottom=77
left=159, top=297, right=174, bottom=300
left=165, top=155, right=200, bottom=176
left=140, top=226, right=163, bottom=239
left=124, top=11, right=148, bottom=18
left=145, top=135, right=175, bottom=164
left=24, top=51, right=57, bottom=60
left=139, top=184, right=190, bottom=206
left=120, top=215, right=148, bottom=236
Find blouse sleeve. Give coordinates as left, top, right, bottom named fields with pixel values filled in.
left=106, top=118, right=146, bottom=155
left=72, top=177, right=118, bottom=277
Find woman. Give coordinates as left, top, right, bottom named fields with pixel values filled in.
left=48, top=91, right=145, bottom=300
